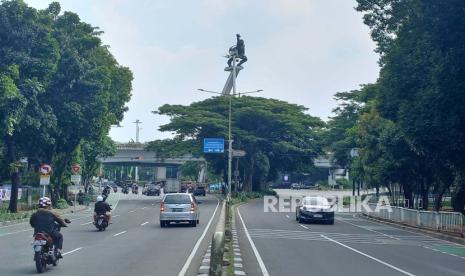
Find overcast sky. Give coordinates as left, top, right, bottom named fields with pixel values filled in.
left=26, top=0, right=380, bottom=143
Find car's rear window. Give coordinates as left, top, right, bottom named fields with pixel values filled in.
left=164, top=194, right=191, bottom=204
left=303, top=197, right=329, bottom=206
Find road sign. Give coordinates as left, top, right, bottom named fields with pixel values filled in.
left=283, top=174, right=289, bottom=182
left=40, top=175, right=50, bottom=185
left=71, top=175, right=81, bottom=184
left=71, top=164, right=81, bottom=175
left=203, top=138, right=225, bottom=153
left=232, top=149, right=246, bottom=157
left=40, top=164, right=52, bottom=176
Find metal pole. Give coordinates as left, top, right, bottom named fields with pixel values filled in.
left=227, top=56, right=236, bottom=201
left=43, top=185, right=46, bottom=197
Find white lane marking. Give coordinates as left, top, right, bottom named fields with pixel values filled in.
left=113, top=231, right=127, bottom=237
left=129, top=210, right=137, bottom=213
left=299, top=224, right=309, bottom=230
left=321, top=235, right=415, bottom=276
left=179, top=198, right=220, bottom=276
left=285, top=215, right=290, bottom=219
left=113, top=214, right=120, bottom=218
left=237, top=206, right=270, bottom=276
left=112, top=192, right=121, bottom=211
left=336, top=217, right=400, bottom=240
left=62, top=247, right=83, bottom=256
left=141, top=207, right=147, bottom=210
left=141, top=221, right=149, bottom=226
left=80, top=221, right=93, bottom=226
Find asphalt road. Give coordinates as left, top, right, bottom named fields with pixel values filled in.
left=237, top=198, right=465, bottom=276
left=0, top=192, right=220, bottom=276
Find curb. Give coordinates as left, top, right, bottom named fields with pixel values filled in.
left=1, top=205, right=89, bottom=227
left=360, top=214, right=465, bottom=246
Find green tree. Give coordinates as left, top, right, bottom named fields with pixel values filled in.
left=155, top=96, right=323, bottom=192
left=357, top=0, right=465, bottom=212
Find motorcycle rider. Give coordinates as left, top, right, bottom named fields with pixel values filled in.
left=29, top=197, right=67, bottom=259
left=102, top=185, right=111, bottom=202
left=94, top=195, right=112, bottom=224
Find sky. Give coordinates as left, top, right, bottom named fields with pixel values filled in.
left=26, top=0, right=380, bottom=143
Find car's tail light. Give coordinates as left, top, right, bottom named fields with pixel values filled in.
left=190, top=203, right=195, bottom=212
left=160, top=202, right=165, bottom=212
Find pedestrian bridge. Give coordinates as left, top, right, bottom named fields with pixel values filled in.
left=99, top=144, right=205, bottom=167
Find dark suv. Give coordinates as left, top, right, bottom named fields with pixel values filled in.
left=193, top=186, right=206, bottom=196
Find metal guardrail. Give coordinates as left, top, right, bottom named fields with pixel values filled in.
left=209, top=201, right=226, bottom=276
left=362, top=203, right=464, bottom=237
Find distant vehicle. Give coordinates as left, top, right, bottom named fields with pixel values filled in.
left=193, top=186, right=206, bottom=196
left=296, top=196, right=334, bottom=224
left=164, top=179, right=181, bottom=193
left=144, top=184, right=160, bottom=196
left=160, top=193, right=200, bottom=227
left=291, top=183, right=301, bottom=190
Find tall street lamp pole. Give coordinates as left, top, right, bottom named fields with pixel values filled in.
left=197, top=87, right=262, bottom=200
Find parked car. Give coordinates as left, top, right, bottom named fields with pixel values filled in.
left=193, top=186, right=206, bottom=196
left=160, top=193, right=200, bottom=227
left=296, top=196, right=334, bottom=224
left=291, top=183, right=301, bottom=190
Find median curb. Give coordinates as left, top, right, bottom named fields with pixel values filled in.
left=360, top=213, right=465, bottom=246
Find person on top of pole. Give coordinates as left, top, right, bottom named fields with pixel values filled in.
left=227, top=34, right=248, bottom=67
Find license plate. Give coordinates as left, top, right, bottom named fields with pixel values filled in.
left=33, top=240, right=46, bottom=246
left=313, top=214, right=323, bottom=218
left=172, top=208, right=183, bottom=212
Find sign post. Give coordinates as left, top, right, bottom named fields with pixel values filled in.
left=203, top=138, right=225, bottom=153
left=39, top=164, right=52, bottom=197
left=71, top=164, right=82, bottom=212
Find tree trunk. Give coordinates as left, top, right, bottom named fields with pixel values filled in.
left=421, top=178, right=429, bottom=210
left=6, top=135, right=20, bottom=213
left=452, top=177, right=465, bottom=214
left=245, top=155, right=255, bottom=192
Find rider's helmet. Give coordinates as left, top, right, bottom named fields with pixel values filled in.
left=96, top=195, right=103, bottom=202
left=38, top=197, right=52, bottom=209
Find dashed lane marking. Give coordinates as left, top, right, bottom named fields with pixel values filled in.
left=62, top=247, right=83, bottom=256
left=113, top=231, right=127, bottom=237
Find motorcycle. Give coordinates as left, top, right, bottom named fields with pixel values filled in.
left=94, top=214, right=108, bottom=231
left=113, top=186, right=117, bottom=193
left=32, top=219, right=71, bottom=273
left=122, top=187, right=129, bottom=194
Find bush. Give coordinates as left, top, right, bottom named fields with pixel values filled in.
left=55, top=199, right=69, bottom=209
left=336, top=179, right=351, bottom=189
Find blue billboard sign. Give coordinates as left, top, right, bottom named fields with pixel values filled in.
left=204, top=138, right=225, bottom=153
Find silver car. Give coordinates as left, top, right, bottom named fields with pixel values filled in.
left=160, top=193, right=200, bottom=227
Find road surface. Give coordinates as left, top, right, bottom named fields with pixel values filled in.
left=237, top=198, right=465, bottom=276
left=0, top=192, right=219, bottom=276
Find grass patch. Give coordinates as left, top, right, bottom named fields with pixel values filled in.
left=0, top=207, right=35, bottom=223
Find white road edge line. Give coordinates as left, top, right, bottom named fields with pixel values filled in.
left=285, top=215, right=290, bottom=219
left=62, top=247, right=83, bottom=256
left=80, top=221, right=93, bottom=226
left=113, top=231, right=127, bottom=237
left=299, top=224, right=309, bottom=230
left=178, top=198, right=220, bottom=276
left=237, top=206, right=270, bottom=276
left=141, top=221, right=149, bottom=226
left=321, top=234, right=415, bottom=276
